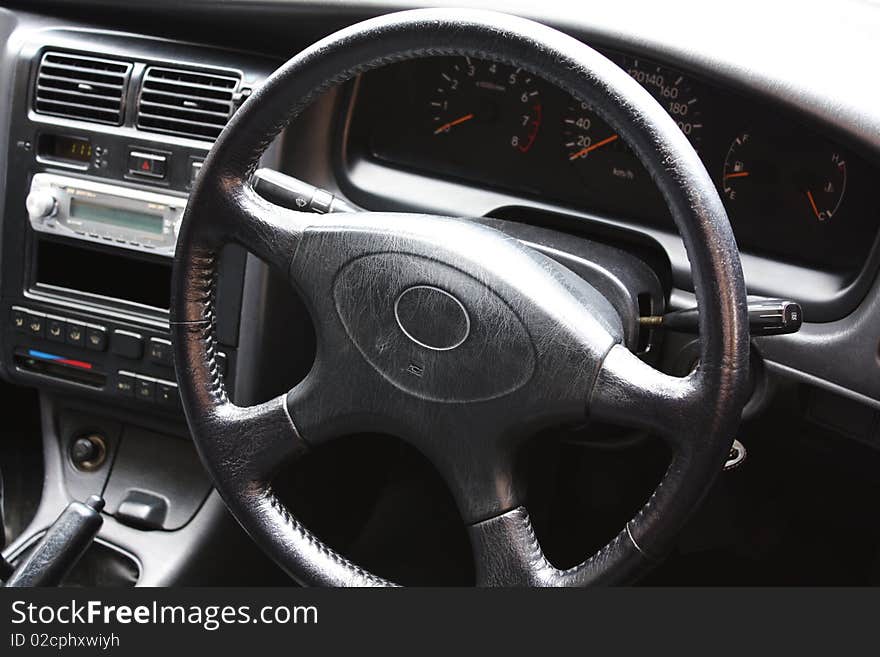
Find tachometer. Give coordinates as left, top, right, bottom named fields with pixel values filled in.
left=429, top=58, right=542, bottom=153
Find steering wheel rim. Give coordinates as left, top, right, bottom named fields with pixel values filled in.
left=170, top=8, right=749, bottom=586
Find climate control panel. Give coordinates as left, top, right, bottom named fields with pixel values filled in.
left=7, top=303, right=233, bottom=413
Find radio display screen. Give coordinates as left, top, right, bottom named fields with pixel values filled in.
left=69, top=198, right=164, bottom=235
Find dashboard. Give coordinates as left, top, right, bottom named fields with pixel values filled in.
left=0, top=0, right=879, bottom=588
left=350, top=53, right=880, bottom=272
left=0, top=2, right=877, bottom=417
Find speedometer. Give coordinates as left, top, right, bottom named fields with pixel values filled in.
left=616, top=55, right=703, bottom=148
left=562, top=100, right=639, bottom=184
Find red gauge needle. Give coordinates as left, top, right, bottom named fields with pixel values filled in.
left=723, top=171, right=750, bottom=179
left=805, top=190, right=821, bottom=219
left=568, top=134, right=619, bottom=160
left=433, top=113, right=475, bottom=135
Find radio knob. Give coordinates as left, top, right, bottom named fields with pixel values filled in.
left=25, top=190, right=57, bottom=220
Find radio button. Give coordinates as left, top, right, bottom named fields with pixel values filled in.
left=111, top=330, right=143, bottom=359
left=85, top=325, right=107, bottom=352
left=128, top=151, right=167, bottom=179
left=25, top=311, right=45, bottom=338
left=65, top=321, right=86, bottom=347
left=147, top=337, right=173, bottom=367
left=46, top=317, right=65, bottom=343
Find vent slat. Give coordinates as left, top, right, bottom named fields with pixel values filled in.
left=139, top=100, right=230, bottom=119
left=142, top=78, right=235, bottom=101
left=37, top=86, right=123, bottom=107
left=41, top=63, right=128, bottom=82
left=35, top=99, right=120, bottom=115
left=34, top=52, right=130, bottom=125
left=140, top=89, right=232, bottom=112
left=37, top=73, right=125, bottom=92
left=137, top=65, right=240, bottom=142
left=43, top=53, right=130, bottom=73
left=145, top=67, right=238, bottom=89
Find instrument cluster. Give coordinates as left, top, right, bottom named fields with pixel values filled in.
left=351, top=52, right=879, bottom=271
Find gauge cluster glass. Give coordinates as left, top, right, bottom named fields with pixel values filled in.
left=353, top=53, right=879, bottom=271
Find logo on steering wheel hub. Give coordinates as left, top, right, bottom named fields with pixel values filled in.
left=394, top=285, right=471, bottom=351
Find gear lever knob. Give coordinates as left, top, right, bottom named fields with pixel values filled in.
left=4, top=495, right=104, bottom=587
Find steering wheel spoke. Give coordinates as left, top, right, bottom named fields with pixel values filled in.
left=204, top=396, right=309, bottom=489
left=468, top=507, right=550, bottom=586
left=468, top=506, right=652, bottom=587
left=215, top=180, right=311, bottom=279
left=590, top=344, right=704, bottom=450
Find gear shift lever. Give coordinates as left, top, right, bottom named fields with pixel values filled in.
left=4, top=495, right=104, bottom=587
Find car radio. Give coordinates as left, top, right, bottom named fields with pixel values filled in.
left=25, top=173, right=185, bottom=258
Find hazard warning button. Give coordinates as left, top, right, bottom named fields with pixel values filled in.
left=128, top=151, right=168, bottom=180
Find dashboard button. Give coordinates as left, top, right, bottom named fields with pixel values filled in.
left=11, top=307, right=26, bottom=333
left=157, top=380, right=179, bottom=407
left=115, top=372, right=136, bottom=397
left=189, top=159, right=204, bottom=187
left=135, top=376, right=155, bottom=402
left=128, top=151, right=168, bottom=179
left=85, top=325, right=107, bottom=351
left=46, top=317, right=65, bottom=343
left=147, top=337, right=173, bottom=367
left=65, top=320, right=85, bottom=347
left=25, top=311, right=45, bottom=338
left=111, top=330, right=143, bottom=359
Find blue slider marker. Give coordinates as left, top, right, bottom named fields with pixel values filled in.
left=27, top=349, right=93, bottom=370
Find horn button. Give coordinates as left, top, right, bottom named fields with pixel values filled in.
left=394, top=285, right=470, bottom=351
left=332, top=253, right=536, bottom=403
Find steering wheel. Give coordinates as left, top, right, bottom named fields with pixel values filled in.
left=170, top=9, right=749, bottom=586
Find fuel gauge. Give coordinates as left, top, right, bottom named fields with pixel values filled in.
left=722, top=131, right=847, bottom=223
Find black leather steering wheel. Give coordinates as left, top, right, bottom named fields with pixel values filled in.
left=170, top=9, right=749, bottom=586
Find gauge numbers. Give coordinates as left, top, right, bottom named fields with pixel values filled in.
left=429, top=58, right=543, bottom=154
left=618, top=55, right=703, bottom=148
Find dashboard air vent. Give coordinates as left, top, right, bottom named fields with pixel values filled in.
left=33, top=52, right=132, bottom=125
left=137, top=66, right=241, bottom=141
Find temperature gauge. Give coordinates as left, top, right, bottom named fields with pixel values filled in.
left=723, top=131, right=847, bottom=223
